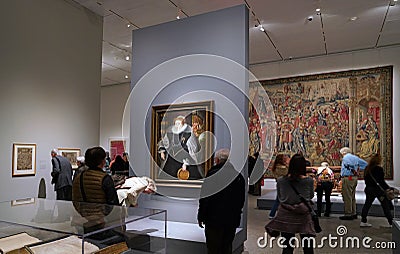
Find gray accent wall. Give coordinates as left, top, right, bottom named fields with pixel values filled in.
left=0, top=0, right=103, bottom=201
left=129, top=4, right=249, bottom=251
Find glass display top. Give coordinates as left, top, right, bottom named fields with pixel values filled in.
left=0, top=198, right=165, bottom=238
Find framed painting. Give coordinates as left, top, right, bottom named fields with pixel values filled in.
left=58, top=148, right=81, bottom=169
left=108, top=138, right=128, bottom=161
left=151, top=101, right=214, bottom=186
left=12, top=143, right=36, bottom=177
left=251, top=66, right=393, bottom=178
left=11, top=197, right=35, bottom=206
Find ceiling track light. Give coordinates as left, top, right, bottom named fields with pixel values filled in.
left=176, top=8, right=183, bottom=19
left=258, top=24, right=265, bottom=32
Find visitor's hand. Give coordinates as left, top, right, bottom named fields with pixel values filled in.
left=161, top=152, right=165, bottom=160
left=143, top=188, right=154, bottom=194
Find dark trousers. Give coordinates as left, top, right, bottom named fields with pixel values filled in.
left=281, top=232, right=314, bottom=254
left=315, top=182, right=333, bottom=215
left=205, top=224, right=236, bottom=254
left=56, top=185, right=72, bottom=201
left=269, top=196, right=279, bottom=217
left=361, top=188, right=393, bottom=225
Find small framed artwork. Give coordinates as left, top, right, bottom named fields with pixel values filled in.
left=151, top=100, right=214, bottom=186
left=11, top=197, right=35, bottom=206
left=58, top=148, right=81, bottom=169
left=12, top=143, right=36, bottom=177
left=109, top=138, right=128, bottom=160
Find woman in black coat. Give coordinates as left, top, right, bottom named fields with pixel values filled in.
left=360, top=153, right=393, bottom=227
left=110, top=155, right=126, bottom=175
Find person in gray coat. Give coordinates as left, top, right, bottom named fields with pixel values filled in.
left=51, top=149, right=73, bottom=200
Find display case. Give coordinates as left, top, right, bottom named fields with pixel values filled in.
left=0, top=198, right=166, bottom=253
left=392, top=196, right=399, bottom=254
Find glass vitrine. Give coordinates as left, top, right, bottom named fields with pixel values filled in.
left=0, top=198, right=166, bottom=253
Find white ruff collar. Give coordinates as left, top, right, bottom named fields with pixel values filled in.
left=171, top=123, right=188, bottom=134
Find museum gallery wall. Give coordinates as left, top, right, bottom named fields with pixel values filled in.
left=0, top=0, right=102, bottom=201
left=250, top=66, right=393, bottom=179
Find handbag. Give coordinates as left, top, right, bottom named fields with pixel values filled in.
left=384, top=188, right=399, bottom=201
left=385, top=189, right=396, bottom=200
left=369, top=173, right=399, bottom=201
left=289, top=181, right=322, bottom=233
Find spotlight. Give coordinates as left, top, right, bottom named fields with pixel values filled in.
left=124, top=75, right=129, bottom=79
left=258, top=25, right=265, bottom=32
left=125, top=55, right=130, bottom=61
left=176, top=8, right=183, bottom=19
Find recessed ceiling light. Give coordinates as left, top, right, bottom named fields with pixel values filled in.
left=127, top=24, right=131, bottom=28
left=125, top=55, right=130, bottom=61
left=124, top=75, right=129, bottom=79
left=316, top=8, right=321, bottom=12
left=350, top=16, right=358, bottom=21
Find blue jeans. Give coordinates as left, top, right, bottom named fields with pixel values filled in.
left=269, top=196, right=279, bottom=217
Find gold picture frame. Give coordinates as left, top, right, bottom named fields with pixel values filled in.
left=58, top=148, right=81, bottom=169
left=11, top=197, right=36, bottom=206
left=151, top=101, right=214, bottom=186
left=12, top=143, right=36, bottom=177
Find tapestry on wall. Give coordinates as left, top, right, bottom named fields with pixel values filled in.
left=249, top=66, right=393, bottom=179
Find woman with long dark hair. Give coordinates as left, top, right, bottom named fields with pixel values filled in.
left=360, top=153, right=393, bottom=227
left=110, top=155, right=126, bottom=175
left=265, top=153, right=315, bottom=254
left=269, top=154, right=289, bottom=219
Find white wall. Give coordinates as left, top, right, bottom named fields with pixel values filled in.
left=99, top=83, right=130, bottom=150
left=0, top=0, right=103, bottom=201
left=250, top=46, right=400, bottom=189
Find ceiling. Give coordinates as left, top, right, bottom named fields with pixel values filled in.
left=73, top=0, right=400, bottom=86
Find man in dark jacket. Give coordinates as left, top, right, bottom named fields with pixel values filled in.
left=197, top=149, right=246, bottom=254
left=51, top=149, right=73, bottom=200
